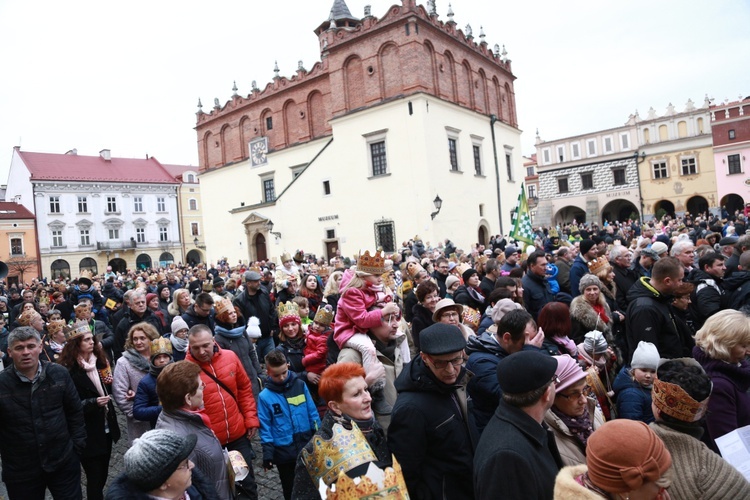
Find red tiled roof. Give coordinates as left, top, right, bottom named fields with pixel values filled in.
left=0, top=202, right=35, bottom=220
left=17, top=151, right=179, bottom=184
left=160, top=163, right=199, bottom=181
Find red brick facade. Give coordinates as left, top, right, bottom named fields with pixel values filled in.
left=195, top=0, right=517, bottom=171
left=711, top=99, right=750, bottom=147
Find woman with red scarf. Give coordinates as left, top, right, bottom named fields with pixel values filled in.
left=299, top=273, right=323, bottom=319
left=569, top=274, right=614, bottom=347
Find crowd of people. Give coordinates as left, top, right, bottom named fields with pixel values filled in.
left=0, top=212, right=749, bottom=499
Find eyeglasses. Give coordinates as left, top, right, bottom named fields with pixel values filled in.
left=440, top=312, right=459, bottom=319
left=557, top=385, right=593, bottom=400
left=430, top=355, right=465, bottom=370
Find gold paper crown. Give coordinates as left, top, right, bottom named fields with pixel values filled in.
left=46, top=319, right=67, bottom=336
left=214, top=298, right=234, bottom=318
left=404, top=261, right=424, bottom=280
left=652, top=378, right=710, bottom=422
left=65, top=320, right=91, bottom=342
left=277, top=301, right=301, bottom=324
left=587, top=257, right=609, bottom=275
left=455, top=263, right=472, bottom=277
left=280, top=252, right=292, bottom=263
left=318, top=266, right=331, bottom=277
left=462, top=307, right=481, bottom=329
left=325, top=456, right=409, bottom=500
left=79, top=269, right=94, bottom=283
left=74, top=301, right=91, bottom=312
left=357, top=250, right=385, bottom=275
left=548, top=227, right=560, bottom=238
left=313, top=305, right=335, bottom=326
left=302, top=422, right=377, bottom=487
left=150, top=337, right=173, bottom=357
left=17, top=309, right=42, bottom=327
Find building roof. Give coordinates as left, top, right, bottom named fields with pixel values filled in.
left=0, top=201, right=35, bottom=220
left=17, top=150, right=179, bottom=184
left=160, top=163, right=199, bottom=182
left=330, top=0, right=354, bottom=19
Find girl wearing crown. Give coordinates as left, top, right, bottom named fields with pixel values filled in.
left=333, top=251, right=400, bottom=416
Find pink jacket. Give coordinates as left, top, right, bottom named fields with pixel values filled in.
left=333, top=270, right=384, bottom=348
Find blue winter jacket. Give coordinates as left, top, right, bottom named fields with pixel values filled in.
left=570, top=255, right=590, bottom=297
left=613, top=366, right=654, bottom=423
left=132, top=372, right=160, bottom=428
left=257, top=371, right=320, bottom=464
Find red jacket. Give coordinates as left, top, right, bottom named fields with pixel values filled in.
left=186, top=344, right=259, bottom=445
left=303, top=328, right=330, bottom=375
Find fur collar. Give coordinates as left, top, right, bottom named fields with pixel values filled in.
left=570, top=296, right=611, bottom=335
left=554, top=465, right=605, bottom=499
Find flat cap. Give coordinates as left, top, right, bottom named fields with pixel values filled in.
left=419, top=323, right=466, bottom=355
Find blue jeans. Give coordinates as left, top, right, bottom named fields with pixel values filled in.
left=256, top=336, right=275, bottom=362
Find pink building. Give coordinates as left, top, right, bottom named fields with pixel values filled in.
left=711, top=96, right=750, bottom=216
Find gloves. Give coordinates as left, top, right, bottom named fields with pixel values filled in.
left=263, top=460, right=274, bottom=470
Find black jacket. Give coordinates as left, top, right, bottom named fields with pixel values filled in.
left=611, top=262, right=637, bottom=310
left=465, top=333, right=511, bottom=434
left=105, top=467, right=219, bottom=500
left=432, top=271, right=448, bottom=298
left=113, top=309, right=163, bottom=360
left=688, top=269, right=725, bottom=330
left=68, top=364, right=121, bottom=457
left=0, top=361, right=86, bottom=481
left=181, top=305, right=216, bottom=332
left=725, top=270, right=750, bottom=310
left=409, top=303, right=434, bottom=352
left=522, top=271, right=554, bottom=321
left=453, top=285, right=484, bottom=311
left=233, top=288, right=276, bottom=339
left=626, top=277, right=692, bottom=361
left=473, top=400, right=563, bottom=499
left=388, top=357, right=476, bottom=500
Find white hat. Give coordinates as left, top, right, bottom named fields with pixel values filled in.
left=631, top=341, right=659, bottom=371
left=650, top=242, right=668, bottom=256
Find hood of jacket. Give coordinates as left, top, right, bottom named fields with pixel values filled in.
left=395, top=356, right=468, bottom=396
left=263, top=370, right=300, bottom=394
left=722, top=270, right=750, bottom=292
left=626, top=276, right=672, bottom=304
left=465, top=331, right=506, bottom=357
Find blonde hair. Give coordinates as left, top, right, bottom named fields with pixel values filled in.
left=695, top=309, right=750, bottom=361
left=323, top=271, right=343, bottom=297
left=125, top=321, right=161, bottom=349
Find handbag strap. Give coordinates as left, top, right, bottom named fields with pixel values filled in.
left=201, top=368, right=238, bottom=402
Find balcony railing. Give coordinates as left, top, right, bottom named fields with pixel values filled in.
left=97, top=240, right=137, bottom=250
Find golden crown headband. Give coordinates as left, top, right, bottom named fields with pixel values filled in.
left=150, top=337, right=173, bottom=357
left=325, top=456, right=409, bottom=499
left=652, top=377, right=710, bottom=422
left=301, top=422, right=377, bottom=487
left=357, top=250, right=385, bottom=275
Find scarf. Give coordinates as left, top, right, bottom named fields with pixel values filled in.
left=149, top=359, right=172, bottom=378
left=591, top=303, right=610, bottom=325
left=123, top=348, right=150, bottom=372
left=285, top=336, right=306, bottom=351
left=49, top=339, right=65, bottom=354
left=79, top=353, right=106, bottom=398
left=335, top=412, right=376, bottom=435
left=468, top=286, right=485, bottom=304
left=170, top=334, right=188, bottom=353
left=215, top=324, right=245, bottom=339
left=551, top=404, right=594, bottom=449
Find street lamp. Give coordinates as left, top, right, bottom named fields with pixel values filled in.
left=431, top=195, right=443, bottom=220
left=266, top=219, right=282, bottom=239
left=193, top=237, right=205, bottom=249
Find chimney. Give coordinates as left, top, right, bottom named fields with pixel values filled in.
left=99, top=149, right=111, bottom=161
left=14, top=195, right=21, bottom=204
left=65, top=148, right=78, bottom=155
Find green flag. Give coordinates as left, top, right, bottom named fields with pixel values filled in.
left=509, top=185, right=534, bottom=246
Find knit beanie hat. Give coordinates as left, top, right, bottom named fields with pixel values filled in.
left=579, top=239, right=596, bottom=255
left=171, top=316, right=189, bottom=335
left=124, top=429, right=197, bottom=491
left=462, top=268, right=478, bottom=283
left=578, top=274, right=603, bottom=294
left=446, top=275, right=460, bottom=290
left=583, top=330, right=608, bottom=355
left=630, top=341, right=659, bottom=370
left=246, top=316, right=262, bottom=339
left=586, top=420, right=671, bottom=493
left=491, top=298, right=522, bottom=324
left=146, top=293, right=158, bottom=306
left=554, top=354, right=588, bottom=392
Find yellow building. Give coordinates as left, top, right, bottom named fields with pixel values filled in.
left=0, top=200, right=40, bottom=286
left=162, top=165, right=205, bottom=265
left=636, top=101, right=718, bottom=218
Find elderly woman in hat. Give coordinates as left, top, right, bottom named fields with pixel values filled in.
left=693, top=309, right=750, bottom=453
left=649, top=358, right=750, bottom=498
left=106, top=429, right=219, bottom=499
left=554, top=419, right=672, bottom=500
left=59, top=321, right=121, bottom=500
left=570, top=274, right=614, bottom=347
left=433, top=298, right=476, bottom=341
left=545, top=354, right=605, bottom=467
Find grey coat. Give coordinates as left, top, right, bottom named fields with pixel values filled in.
left=112, top=351, right=151, bottom=445
left=214, top=329, right=262, bottom=398
left=156, top=409, right=232, bottom=500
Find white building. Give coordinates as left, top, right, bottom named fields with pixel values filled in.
left=6, top=147, right=184, bottom=279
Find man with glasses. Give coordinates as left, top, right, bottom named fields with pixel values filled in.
left=182, top=292, right=215, bottom=332
left=388, top=323, right=476, bottom=499
left=432, top=257, right=450, bottom=298
left=626, top=257, right=691, bottom=361
left=474, top=351, right=563, bottom=499
left=113, top=290, right=163, bottom=360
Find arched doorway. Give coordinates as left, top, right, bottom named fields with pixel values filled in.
left=553, top=205, right=586, bottom=225
left=653, top=200, right=675, bottom=219
left=477, top=225, right=488, bottom=247
left=136, top=254, right=152, bottom=270
left=51, top=259, right=70, bottom=280
left=108, top=258, right=127, bottom=274
left=254, top=234, right=267, bottom=261
left=720, top=193, right=745, bottom=215
left=686, top=196, right=708, bottom=216
left=79, top=257, right=98, bottom=275
left=601, top=200, right=640, bottom=224
left=159, top=252, right=175, bottom=267
left=186, top=250, right=202, bottom=266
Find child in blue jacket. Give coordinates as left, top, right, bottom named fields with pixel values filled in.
left=258, top=349, right=321, bottom=500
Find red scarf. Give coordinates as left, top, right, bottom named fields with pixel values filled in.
left=592, top=303, right=610, bottom=324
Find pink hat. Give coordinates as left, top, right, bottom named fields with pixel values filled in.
left=554, top=354, right=588, bottom=392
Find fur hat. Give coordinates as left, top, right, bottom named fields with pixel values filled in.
left=578, top=274, right=603, bottom=294
left=586, top=420, right=671, bottom=493
left=124, top=429, right=197, bottom=492
left=630, top=341, right=659, bottom=371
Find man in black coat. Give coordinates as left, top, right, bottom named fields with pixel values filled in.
left=521, top=252, right=554, bottom=321
left=388, top=324, right=477, bottom=499
left=609, top=245, right=637, bottom=310
left=233, top=270, right=278, bottom=361
left=181, top=292, right=216, bottom=332
left=473, top=351, right=563, bottom=499
left=113, top=291, right=163, bottom=360
left=0, top=327, right=86, bottom=499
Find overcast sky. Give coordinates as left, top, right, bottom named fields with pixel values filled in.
left=1, top=0, right=748, bottom=181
